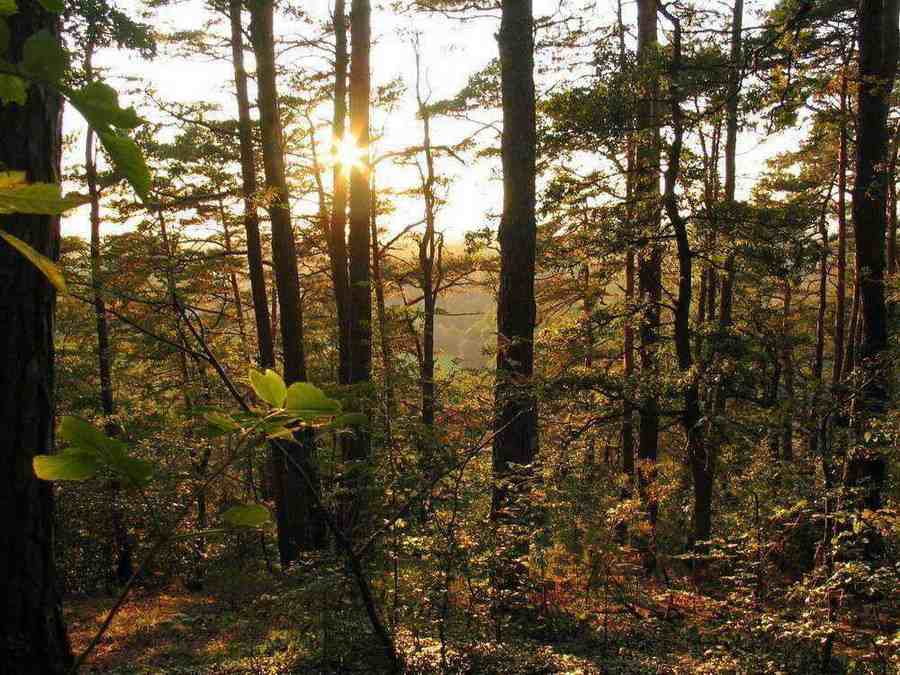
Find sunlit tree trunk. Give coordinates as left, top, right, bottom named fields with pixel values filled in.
left=0, top=6, right=72, bottom=671
left=330, top=0, right=351, bottom=386
left=492, top=0, right=538, bottom=522
left=415, top=43, right=438, bottom=428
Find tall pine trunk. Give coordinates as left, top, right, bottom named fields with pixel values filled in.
left=635, top=0, right=662, bottom=567
left=492, top=0, right=538, bottom=521
left=330, top=0, right=351, bottom=386
left=249, top=0, right=325, bottom=561
left=845, top=0, right=900, bottom=510
left=0, top=4, right=72, bottom=670
left=229, top=0, right=274, bottom=370
left=344, top=0, right=373, bottom=540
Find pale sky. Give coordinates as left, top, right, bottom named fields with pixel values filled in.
left=61, top=0, right=792, bottom=241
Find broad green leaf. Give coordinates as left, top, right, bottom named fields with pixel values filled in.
left=222, top=504, right=270, bottom=528
left=97, top=131, right=150, bottom=201
left=0, top=181, right=89, bottom=214
left=0, top=74, right=26, bottom=104
left=105, top=453, right=154, bottom=487
left=21, top=29, right=66, bottom=82
left=249, top=368, right=287, bottom=408
left=58, top=416, right=154, bottom=486
left=285, top=382, right=341, bottom=416
left=0, top=0, right=15, bottom=17
left=59, top=416, right=126, bottom=455
left=204, top=411, right=241, bottom=433
left=0, top=231, right=65, bottom=292
left=333, top=412, right=368, bottom=427
left=34, top=450, right=99, bottom=481
left=37, top=0, right=63, bottom=13
left=66, top=81, right=142, bottom=130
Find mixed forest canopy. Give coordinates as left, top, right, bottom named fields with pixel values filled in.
left=2, top=0, right=900, bottom=673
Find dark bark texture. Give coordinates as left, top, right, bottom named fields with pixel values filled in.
left=0, top=4, right=72, bottom=672
left=491, top=0, right=539, bottom=519
left=846, top=0, right=900, bottom=509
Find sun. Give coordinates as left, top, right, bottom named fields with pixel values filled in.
left=330, top=134, right=366, bottom=174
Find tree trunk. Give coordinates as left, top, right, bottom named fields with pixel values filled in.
left=249, top=0, right=325, bottom=560
left=833, top=45, right=852, bottom=388
left=219, top=200, right=250, bottom=363
left=416, top=44, right=437, bottom=428
left=343, top=0, right=373, bottom=541
left=0, top=5, right=72, bottom=671
left=845, top=0, right=900, bottom=510
left=369, top=175, right=394, bottom=441
left=330, top=0, right=351, bottom=385
left=491, top=0, right=538, bottom=521
left=780, top=279, right=794, bottom=461
left=635, top=0, right=661, bottom=560
left=659, top=6, right=711, bottom=550
left=229, top=0, right=274, bottom=370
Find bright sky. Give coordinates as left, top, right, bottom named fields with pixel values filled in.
left=61, top=0, right=792, bottom=241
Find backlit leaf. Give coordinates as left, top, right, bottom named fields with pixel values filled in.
left=285, top=382, right=341, bottom=417
left=222, top=504, right=270, bottom=528
left=34, top=450, right=99, bottom=481
left=0, top=231, right=65, bottom=292
left=21, top=29, right=66, bottom=82
left=0, top=74, right=26, bottom=104
left=97, top=131, right=150, bottom=201
left=249, top=369, right=287, bottom=408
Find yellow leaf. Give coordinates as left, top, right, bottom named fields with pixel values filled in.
left=0, top=171, right=26, bottom=189
left=0, top=231, right=65, bottom=292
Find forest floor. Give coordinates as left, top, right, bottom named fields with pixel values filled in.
left=64, top=566, right=898, bottom=674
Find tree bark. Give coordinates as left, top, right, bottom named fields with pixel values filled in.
left=343, top=0, right=373, bottom=541
left=330, top=0, right=351, bottom=385
left=845, top=0, right=900, bottom=510
left=229, top=0, right=274, bottom=370
left=0, top=4, right=72, bottom=671
left=491, top=0, right=539, bottom=521
left=635, top=0, right=661, bottom=557
left=833, top=44, right=852, bottom=388
left=249, top=0, right=325, bottom=560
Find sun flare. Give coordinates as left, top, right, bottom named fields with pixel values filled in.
left=330, top=134, right=366, bottom=174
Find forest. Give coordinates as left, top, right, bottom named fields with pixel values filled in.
left=1, top=0, right=899, bottom=672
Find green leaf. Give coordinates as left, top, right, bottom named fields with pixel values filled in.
left=59, top=416, right=125, bottom=455
left=222, top=504, right=270, bottom=528
left=20, top=29, right=66, bottom=82
left=0, top=0, right=16, bottom=17
left=0, top=180, right=89, bottom=214
left=249, top=369, right=287, bottom=408
left=67, top=81, right=142, bottom=130
left=0, top=231, right=65, bottom=292
left=0, top=73, right=25, bottom=104
left=204, top=411, right=241, bottom=433
left=58, top=416, right=154, bottom=487
left=97, top=131, right=150, bottom=201
left=106, top=453, right=154, bottom=487
left=285, top=382, right=342, bottom=417
left=37, top=0, right=64, bottom=13
left=34, top=449, right=99, bottom=481
left=333, top=412, right=368, bottom=427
